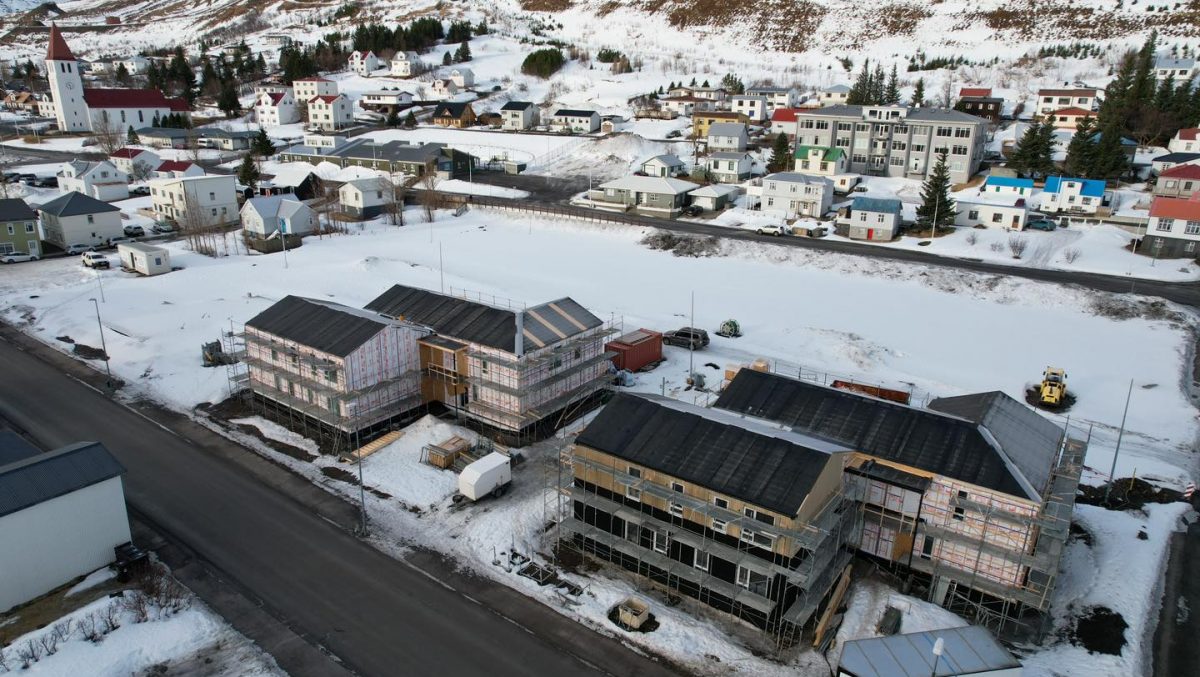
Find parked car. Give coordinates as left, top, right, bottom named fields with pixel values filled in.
left=852, top=185, right=869, bottom=193
left=130, top=186, right=150, bottom=196
left=0, top=251, right=39, bottom=264
left=17, top=174, right=36, bottom=183
left=663, top=327, right=710, bottom=350
left=756, top=224, right=787, bottom=236
left=105, top=236, right=133, bottom=248
left=682, top=205, right=703, bottom=216
left=34, top=177, right=57, bottom=188
left=1, top=171, right=19, bottom=182
left=1027, top=218, right=1058, bottom=231
left=152, top=222, right=176, bottom=234
left=81, top=251, right=110, bottom=269
left=65, top=244, right=95, bottom=255
left=666, top=130, right=682, bottom=139
left=124, top=225, right=145, bottom=237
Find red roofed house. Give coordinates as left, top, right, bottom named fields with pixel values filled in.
left=770, top=108, right=800, bottom=140
left=959, top=87, right=992, bottom=98
left=348, top=50, right=381, bottom=77
left=307, top=94, right=351, bottom=132
left=254, top=90, right=298, bottom=127
left=1045, top=107, right=1094, bottom=129
left=1153, top=164, right=1200, bottom=199
left=109, top=147, right=160, bottom=177
left=292, top=77, right=337, bottom=104
left=152, top=160, right=204, bottom=179
left=45, top=24, right=191, bottom=134
left=1145, top=194, right=1200, bottom=258
left=1168, top=127, right=1200, bottom=154
left=954, top=87, right=1004, bottom=122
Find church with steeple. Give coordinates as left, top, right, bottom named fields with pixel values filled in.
left=45, top=25, right=190, bottom=134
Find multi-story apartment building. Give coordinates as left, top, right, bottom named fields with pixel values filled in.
left=149, top=174, right=238, bottom=228
left=793, top=105, right=989, bottom=185
left=563, top=368, right=1082, bottom=638
left=364, top=285, right=614, bottom=437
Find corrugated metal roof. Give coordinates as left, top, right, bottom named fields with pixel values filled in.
left=1043, top=176, right=1106, bottom=197
left=0, top=442, right=126, bottom=519
left=838, top=626, right=1020, bottom=677
left=851, top=197, right=903, bottom=215
left=576, top=393, right=840, bottom=515
left=713, top=370, right=1041, bottom=501
left=245, top=296, right=390, bottom=357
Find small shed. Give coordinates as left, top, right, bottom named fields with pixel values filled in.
left=689, top=184, right=739, bottom=211
left=117, top=242, right=171, bottom=276
left=606, top=329, right=663, bottom=372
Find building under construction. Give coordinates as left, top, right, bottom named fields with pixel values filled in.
left=560, top=367, right=1083, bottom=642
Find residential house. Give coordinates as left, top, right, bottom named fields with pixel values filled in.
left=981, top=175, right=1034, bottom=197
left=500, top=101, right=539, bottom=130
left=348, top=50, right=381, bottom=76
left=199, top=129, right=257, bottom=152
left=292, top=77, right=338, bottom=106
left=134, top=126, right=189, bottom=149
left=838, top=626, right=1021, bottom=677
left=819, top=84, right=851, bottom=107
left=1035, top=88, right=1098, bottom=116
left=1167, top=127, right=1200, bottom=153
left=693, top=111, right=749, bottom=138
left=431, top=79, right=458, bottom=97
left=3, top=91, right=36, bottom=112
left=0, top=199, right=39, bottom=256
left=1143, top=194, right=1200, bottom=258
left=667, top=85, right=694, bottom=98
left=57, top=160, right=129, bottom=201
left=1045, top=107, right=1093, bottom=129
left=307, top=94, right=352, bottom=131
left=360, top=90, right=414, bottom=116
left=255, top=90, right=299, bottom=126
left=955, top=87, right=1004, bottom=123
left=432, top=101, right=477, bottom=128
left=746, top=85, right=798, bottom=110
left=749, top=172, right=832, bottom=219
left=150, top=174, right=238, bottom=228
left=770, top=108, right=801, bottom=140
left=449, top=68, right=475, bottom=89
left=254, top=84, right=290, bottom=97
left=278, top=137, right=472, bottom=178
left=641, top=154, right=685, bottom=178
left=241, top=195, right=318, bottom=238
left=390, top=52, right=424, bottom=77
left=1041, top=176, right=1109, bottom=215
left=258, top=167, right=321, bottom=201
left=116, top=55, right=150, bottom=74
left=731, top=95, right=769, bottom=122
left=108, top=147, right=160, bottom=177
left=586, top=175, right=699, bottom=216
left=243, top=296, right=425, bottom=434
left=0, top=434, right=131, bottom=614
left=1153, top=164, right=1200, bottom=199
left=839, top=196, right=903, bottom=241
left=365, top=285, right=613, bottom=434
left=1154, top=56, right=1198, bottom=82
left=339, top=178, right=388, bottom=219
left=704, top=151, right=754, bottom=183
left=549, top=109, right=601, bottom=133
left=692, top=86, right=727, bottom=102
left=792, top=145, right=849, bottom=176
left=1152, top=152, right=1200, bottom=174
left=687, top=184, right=739, bottom=211
left=707, top=122, right=749, bottom=152
left=794, top=105, right=989, bottom=185
left=152, top=160, right=204, bottom=179
left=954, top=193, right=1029, bottom=230
left=660, top=96, right=703, bottom=117
left=37, top=192, right=123, bottom=249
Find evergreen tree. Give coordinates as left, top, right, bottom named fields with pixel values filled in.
left=475, top=20, right=489, bottom=35
left=218, top=79, right=240, bottom=118
left=912, top=77, right=925, bottom=107
left=252, top=128, right=275, bottom=157
left=1008, top=120, right=1056, bottom=178
left=151, top=112, right=161, bottom=127
left=127, top=126, right=139, bottom=145
left=442, top=51, right=452, bottom=66
left=702, top=79, right=710, bottom=87
left=1091, top=119, right=1130, bottom=179
left=1063, top=115, right=1098, bottom=177
left=454, top=41, right=472, bottom=63
left=1131, top=30, right=1158, bottom=105
left=720, top=73, right=744, bottom=95
left=237, top=154, right=260, bottom=191
left=115, top=62, right=131, bottom=86
left=768, top=132, right=791, bottom=172
left=884, top=65, right=900, bottom=104
left=386, top=109, right=400, bottom=127
left=847, top=59, right=872, bottom=105
left=689, top=77, right=697, bottom=86
left=916, top=151, right=955, bottom=232
left=201, top=60, right=221, bottom=98
left=404, top=111, right=417, bottom=128
left=1154, top=76, right=1176, bottom=112
left=869, top=64, right=886, bottom=104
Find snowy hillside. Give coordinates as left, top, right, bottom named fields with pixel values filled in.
left=0, top=0, right=44, bottom=15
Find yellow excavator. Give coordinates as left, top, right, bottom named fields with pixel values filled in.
left=1040, top=367, right=1067, bottom=407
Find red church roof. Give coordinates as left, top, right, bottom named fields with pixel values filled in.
left=46, top=24, right=75, bottom=61
left=83, top=88, right=191, bottom=112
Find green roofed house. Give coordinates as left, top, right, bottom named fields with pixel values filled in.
left=0, top=199, right=40, bottom=256
left=793, top=145, right=859, bottom=193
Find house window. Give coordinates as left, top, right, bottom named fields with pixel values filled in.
left=669, top=502, right=684, bottom=517
left=671, top=481, right=685, bottom=493
left=921, top=535, right=935, bottom=559
left=736, top=566, right=769, bottom=595
left=627, top=486, right=641, bottom=501
left=651, top=529, right=669, bottom=554
left=1186, top=221, right=1200, bottom=235
left=952, top=145, right=968, bottom=155
left=991, top=213, right=1003, bottom=223
left=744, top=506, right=774, bottom=526
left=953, top=490, right=968, bottom=520
left=1187, top=242, right=1197, bottom=253
left=87, top=214, right=94, bottom=224
left=954, top=128, right=971, bottom=138
left=271, top=349, right=279, bottom=360
left=935, top=126, right=952, bottom=137
left=24, top=223, right=33, bottom=233
left=694, top=550, right=710, bottom=571
left=713, top=496, right=728, bottom=510
left=1157, top=217, right=1175, bottom=232
left=711, top=518, right=727, bottom=533
left=6, top=225, right=13, bottom=235
left=325, top=369, right=336, bottom=382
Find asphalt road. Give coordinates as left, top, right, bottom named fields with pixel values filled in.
left=0, top=333, right=680, bottom=677
left=1153, top=509, right=1200, bottom=677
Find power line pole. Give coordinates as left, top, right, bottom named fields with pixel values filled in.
left=90, top=298, right=112, bottom=388
left=1104, top=379, right=1134, bottom=504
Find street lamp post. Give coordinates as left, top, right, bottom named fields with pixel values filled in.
left=89, top=298, right=113, bottom=388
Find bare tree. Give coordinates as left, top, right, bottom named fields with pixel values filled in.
left=377, top=175, right=405, bottom=226
left=129, top=160, right=153, bottom=183
left=16, top=640, right=42, bottom=669
left=938, top=79, right=954, bottom=109
left=90, top=112, right=123, bottom=155
left=185, top=129, right=204, bottom=164
left=1062, top=247, right=1082, bottom=264
left=1007, top=235, right=1028, bottom=259
left=965, top=231, right=978, bottom=246
left=419, top=162, right=442, bottom=223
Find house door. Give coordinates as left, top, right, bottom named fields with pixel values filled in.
left=26, top=241, right=38, bottom=256
left=867, top=228, right=874, bottom=240
left=1012, top=215, right=1021, bottom=229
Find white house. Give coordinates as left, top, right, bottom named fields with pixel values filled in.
left=1144, top=194, right=1200, bottom=258
left=37, top=192, right=124, bottom=248
left=746, top=86, right=799, bottom=110
left=707, top=122, right=749, bottom=151
left=254, top=90, right=299, bottom=126
left=117, top=242, right=171, bottom=275
left=688, top=184, right=739, bottom=211
left=108, top=147, right=160, bottom=177
left=641, top=154, right=685, bottom=178
left=339, top=178, right=388, bottom=219
left=116, top=55, right=150, bottom=75
left=1041, top=176, right=1108, bottom=215
left=241, top=195, right=318, bottom=238
left=981, top=176, right=1035, bottom=197
left=150, top=174, right=239, bottom=228
left=254, top=84, right=290, bottom=97
left=839, top=196, right=903, bottom=241
left=1035, top=88, right=1098, bottom=116
left=1152, top=152, right=1200, bottom=174
left=307, top=94, right=352, bottom=131
left=750, top=172, right=833, bottom=218
left=731, top=95, right=769, bottom=122
left=449, top=68, right=475, bottom=89
left=692, top=86, right=727, bottom=102
left=819, top=84, right=850, bottom=107
left=549, top=109, right=600, bottom=133
left=348, top=50, right=381, bottom=76
left=58, top=160, right=130, bottom=201
left=1168, top=128, right=1200, bottom=153
left=1045, top=106, right=1094, bottom=129
left=0, top=435, right=131, bottom=614
left=954, top=194, right=1029, bottom=230
left=359, top=89, right=414, bottom=112
left=1155, top=56, right=1198, bottom=82
left=660, top=96, right=698, bottom=117
left=792, top=145, right=853, bottom=190
left=151, top=160, right=204, bottom=179
left=500, top=101, right=539, bottom=130
left=704, top=151, right=754, bottom=183
left=390, top=52, right=424, bottom=77
left=293, top=78, right=338, bottom=106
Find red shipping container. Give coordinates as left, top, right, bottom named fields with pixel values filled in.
left=607, top=329, right=663, bottom=372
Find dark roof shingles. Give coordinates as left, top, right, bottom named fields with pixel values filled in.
left=245, top=296, right=388, bottom=357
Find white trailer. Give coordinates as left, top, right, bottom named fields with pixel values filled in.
left=458, top=452, right=512, bottom=501
left=117, top=242, right=171, bottom=276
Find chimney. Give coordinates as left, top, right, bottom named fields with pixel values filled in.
left=514, top=311, right=524, bottom=357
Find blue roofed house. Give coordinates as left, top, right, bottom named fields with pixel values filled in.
left=982, top=175, right=1034, bottom=197
left=839, top=196, right=903, bottom=241
left=1040, top=176, right=1109, bottom=216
